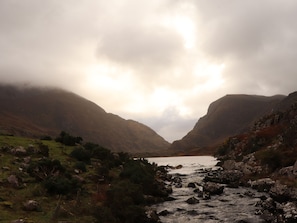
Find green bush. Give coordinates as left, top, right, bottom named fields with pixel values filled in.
left=44, top=176, right=79, bottom=195
left=74, top=161, right=87, bottom=172
left=105, top=180, right=147, bottom=222
left=255, top=149, right=282, bottom=171
left=56, top=131, right=83, bottom=146
left=70, top=147, right=91, bottom=164
left=27, top=158, right=65, bottom=181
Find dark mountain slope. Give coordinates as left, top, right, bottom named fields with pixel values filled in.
left=170, top=94, right=285, bottom=155
left=0, top=85, right=169, bottom=154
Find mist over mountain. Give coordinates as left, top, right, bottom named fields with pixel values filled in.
left=0, top=85, right=169, bottom=155
left=170, top=94, right=286, bottom=155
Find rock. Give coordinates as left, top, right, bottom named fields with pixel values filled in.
left=159, top=209, right=171, bottom=216
left=23, top=200, right=41, bottom=212
left=175, top=165, right=183, bottom=169
left=282, top=202, right=297, bottom=222
left=269, top=181, right=297, bottom=203
left=186, top=197, right=200, bottom=204
left=2, top=166, right=10, bottom=171
left=187, top=182, right=196, bottom=188
left=250, top=178, right=275, bottom=192
left=204, top=169, right=243, bottom=186
left=278, top=166, right=295, bottom=178
left=11, top=219, right=25, bottom=223
left=187, top=210, right=199, bottom=216
left=203, top=182, right=224, bottom=195
left=7, top=175, right=19, bottom=187
left=146, top=209, right=160, bottom=222
left=293, top=160, right=297, bottom=175
left=256, top=197, right=276, bottom=213
left=11, top=146, right=27, bottom=156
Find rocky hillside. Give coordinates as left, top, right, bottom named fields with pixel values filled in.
left=210, top=91, right=297, bottom=222
left=170, top=94, right=285, bottom=155
left=0, top=85, right=169, bottom=155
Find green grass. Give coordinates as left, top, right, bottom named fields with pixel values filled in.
left=0, top=135, right=102, bottom=222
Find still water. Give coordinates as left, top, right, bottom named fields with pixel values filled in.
left=147, top=156, right=265, bottom=223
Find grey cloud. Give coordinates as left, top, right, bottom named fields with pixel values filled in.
left=137, top=107, right=197, bottom=142
left=193, top=0, right=297, bottom=95
left=97, top=26, right=183, bottom=70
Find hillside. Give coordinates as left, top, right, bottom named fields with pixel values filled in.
left=0, top=134, right=170, bottom=222
left=170, top=94, right=285, bottom=155
left=0, top=85, right=169, bottom=155
left=202, top=92, right=297, bottom=222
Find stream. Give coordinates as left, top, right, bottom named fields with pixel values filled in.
left=148, top=156, right=266, bottom=223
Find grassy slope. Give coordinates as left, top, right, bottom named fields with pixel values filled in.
left=0, top=135, right=102, bottom=222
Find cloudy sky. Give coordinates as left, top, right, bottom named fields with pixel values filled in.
left=1, top=0, right=297, bottom=142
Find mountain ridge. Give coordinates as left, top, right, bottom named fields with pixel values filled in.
left=0, top=84, right=169, bottom=155
left=170, top=94, right=286, bottom=155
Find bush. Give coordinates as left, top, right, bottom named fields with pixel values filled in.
left=120, top=159, right=157, bottom=195
left=105, top=180, right=146, bottom=222
left=27, top=158, right=65, bottom=181
left=255, top=149, right=282, bottom=172
left=56, top=131, right=83, bottom=146
left=44, top=176, right=79, bottom=195
left=70, top=147, right=91, bottom=164
left=74, top=161, right=87, bottom=172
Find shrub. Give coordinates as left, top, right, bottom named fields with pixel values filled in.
left=56, top=131, right=83, bottom=146
left=27, top=158, right=65, bottom=181
left=255, top=149, right=282, bottom=172
left=44, top=176, right=79, bottom=195
left=70, top=147, right=91, bottom=164
left=74, top=161, right=87, bottom=172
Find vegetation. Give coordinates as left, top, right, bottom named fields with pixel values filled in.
left=0, top=132, right=166, bottom=222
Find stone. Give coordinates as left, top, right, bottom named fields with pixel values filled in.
left=187, top=182, right=196, bottom=188
left=278, top=166, right=294, bottom=178
left=250, top=178, right=275, bottom=192
left=11, top=146, right=27, bottom=156
left=293, top=160, right=297, bottom=175
left=11, top=219, right=25, bottom=223
left=269, top=181, right=297, bottom=203
left=7, top=175, right=19, bottom=187
left=282, top=202, right=297, bottom=222
left=159, top=209, right=171, bottom=216
left=23, top=200, right=41, bottom=212
left=186, top=197, right=199, bottom=204
left=203, top=182, right=224, bottom=195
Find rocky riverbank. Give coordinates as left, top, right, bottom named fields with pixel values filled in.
left=148, top=157, right=266, bottom=223
left=208, top=157, right=297, bottom=223
left=148, top=157, right=297, bottom=223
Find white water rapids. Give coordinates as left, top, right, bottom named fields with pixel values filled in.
left=147, top=156, right=266, bottom=223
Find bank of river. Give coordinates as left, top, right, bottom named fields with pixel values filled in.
left=148, top=156, right=266, bottom=223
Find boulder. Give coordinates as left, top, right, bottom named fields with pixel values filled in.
left=278, top=166, right=294, bottom=178
left=203, top=182, right=224, bottom=195
left=204, top=169, right=243, bottom=186
left=7, top=175, right=19, bottom=188
left=23, top=200, right=41, bottom=212
left=158, top=209, right=171, bottom=216
left=282, top=202, right=297, bottom=222
left=11, top=146, right=27, bottom=156
left=11, top=220, right=25, bottom=223
left=187, top=182, right=196, bottom=188
left=250, top=178, right=275, bottom=192
left=269, top=182, right=297, bottom=203
left=293, top=160, right=297, bottom=175
left=186, top=197, right=200, bottom=204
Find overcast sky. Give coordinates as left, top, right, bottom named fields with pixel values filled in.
left=1, top=0, right=297, bottom=142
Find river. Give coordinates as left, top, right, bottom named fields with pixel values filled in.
left=147, top=156, right=266, bottom=223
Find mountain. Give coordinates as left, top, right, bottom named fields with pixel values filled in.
left=0, top=85, right=169, bottom=155
left=170, top=94, right=285, bottom=155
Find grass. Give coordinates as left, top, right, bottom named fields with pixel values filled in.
left=0, top=135, right=104, bottom=222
